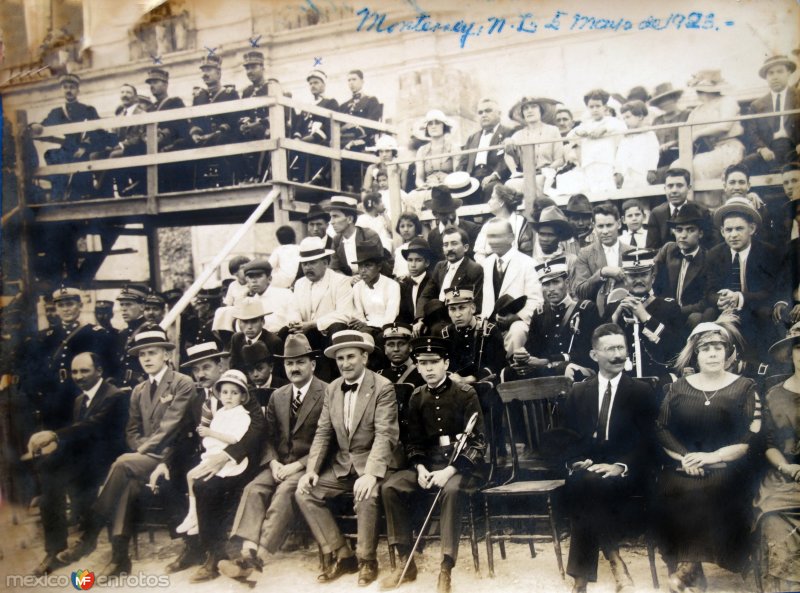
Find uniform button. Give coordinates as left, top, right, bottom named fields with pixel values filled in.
left=437, top=417, right=441, bottom=421
left=436, top=406, right=440, bottom=410
left=439, top=428, right=443, bottom=432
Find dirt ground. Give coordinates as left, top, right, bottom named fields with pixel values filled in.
left=0, top=503, right=756, bottom=593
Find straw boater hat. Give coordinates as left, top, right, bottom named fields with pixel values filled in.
left=180, top=341, right=230, bottom=368
left=649, top=82, right=683, bottom=106
left=712, top=196, right=762, bottom=227
left=324, top=330, right=375, bottom=358
left=769, top=321, right=800, bottom=363
left=274, top=333, right=318, bottom=359
left=687, top=70, right=729, bottom=94
left=214, top=369, right=249, bottom=395
left=322, top=195, right=361, bottom=217
left=758, top=55, right=797, bottom=79
left=127, top=326, right=175, bottom=355
left=443, top=171, right=480, bottom=199
left=532, top=206, right=574, bottom=240
left=297, top=236, right=334, bottom=262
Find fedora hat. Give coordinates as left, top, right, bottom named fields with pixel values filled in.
left=302, top=203, right=331, bottom=223
left=401, top=236, right=436, bottom=262
left=274, top=333, right=318, bottom=359
left=322, top=195, right=361, bottom=216
left=324, top=330, right=375, bottom=358
left=491, top=295, right=527, bottom=320
left=351, top=237, right=385, bottom=265
left=687, top=70, right=729, bottom=94
left=233, top=298, right=269, bottom=320
left=508, top=96, right=560, bottom=125
left=443, top=171, right=480, bottom=199
left=298, top=236, right=334, bottom=262
left=128, top=326, right=175, bottom=355
left=214, top=369, right=249, bottom=396
left=241, top=341, right=273, bottom=366
left=649, top=82, right=683, bottom=106
left=759, top=55, right=797, bottom=79
left=181, top=341, right=230, bottom=368
left=367, top=135, right=399, bottom=154
left=423, top=186, right=462, bottom=212
left=532, top=206, right=575, bottom=239
left=667, top=202, right=711, bottom=229
left=564, top=193, right=593, bottom=215
left=769, top=321, right=800, bottom=363
left=422, top=109, right=454, bottom=134
left=713, top=196, right=762, bottom=227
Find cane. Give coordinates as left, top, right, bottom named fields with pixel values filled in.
left=395, top=412, right=479, bottom=589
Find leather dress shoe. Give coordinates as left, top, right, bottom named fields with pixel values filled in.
left=379, top=559, right=417, bottom=590
left=32, top=553, right=66, bottom=576
left=219, top=550, right=264, bottom=579
left=318, top=555, right=358, bottom=583
left=165, top=545, right=204, bottom=574
left=609, top=556, right=634, bottom=592
left=56, top=539, right=96, bottom=564
left=101, top=556, right=131, bottom=578
left=190, top=557, right=219, bottom=583
left=357, top=559, right=379, bottom=587
left=437, top=568, right=452, bottom=593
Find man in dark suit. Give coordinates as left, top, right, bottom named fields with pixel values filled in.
left=326, top=196, right=392, bottom=276
left=218, top=334, right=327, bottom=579
left=27, top=352, right=129, bottom=576
left=296, top=330, right=399, bottom=587
left=743, top=55, right=799, bottom=176
left=398, top=237, right=434, bottom=324
left=418, top=226, right=484, bottom=328
left=563, top=324, right=657, bottom=593
left=238, top=50, right=270, bottom=183
left=339, top=69, right=382, bottom=191
left=654, top=203, right=711, bottom=329
left=57, top=327, right=199, bottom=576
left=457, top=98, right=515, bottom=190
left=645, top=168, right=705, bottom=250
left=146, top=67, right=192, bottom=192
left=425, top=186, right=480, bottom=259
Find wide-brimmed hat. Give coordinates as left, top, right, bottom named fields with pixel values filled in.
left=232, top=298, right=268, bottom=320
left=422, top=109, right=454, bottom=134
left=324, top=330, right=375, bottom=358
left=298, top=236, right=334, bottom=262
left=274, top=333, right=318, bottom=359
left=367, top=135, right=399, bottom=154
left=491, top=295, right=527, bottom=319
left=241, top=341, right=273, bottom=365
left=180, top=341, right=230, bottom=368
left=409, top=336, right=450, bottom=360
left=649, top=82, right=683, bottom=106
left=667, top=202, right=711, bottom=229
left=508, top=96, right=560, bottom=125
left=302, top=203, right=331, bottom=223
left=322, top=195, right=361, bottom=216
left=401, top=237, right=436, bottom=262
left=532, top=206, right=574, bottom=239
left=128, top=326, right=175, bottom=354
left=687, top=70, right=729, bottom=94
left=423, top=186, right=462, bottom=212
left=713, top=196, right=762, bottom=227
left=117, top=284, right=148, bottom=303
left=564, top=194, right=592, bottom=215
left=769, top=321, right=800, bottom=363
left=443, top=172, right=480, bottom=199
left=621, top=248, right=656, bottom=273
left=535, top=255, right=569, bottom=283
left=214, top=369, right=249, bottom=395
left=758, top=55, right=797, bottom=79
left=52, top=286, right=82, bottom=303
left=351, top=238, right=385, bottom=264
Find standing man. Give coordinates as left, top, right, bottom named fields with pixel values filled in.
left=424, top=187, right=480, bottom=260
left=457, top=98, right=514, bottom=190
left=339, top=69, right=383, bottom=191
left=563, top=324, right=657, bottom=593
left=296, top=330, right=399, bottom=587
left=239, top=50, right=270, bottom=183
left=219, top=334, right=327, bottom=579
left=115, top=284, right=148, bottom=391
left=146, top=67, right=191, bottom=192
left=291, top=69, right=339, bottom=184
left=94, top=300, right=117, bottom=337
left=645, top=168, right=702, bottom=250
left=380, top=336, right=486, bottom=593
left=648, top=83, right=690, bottom=181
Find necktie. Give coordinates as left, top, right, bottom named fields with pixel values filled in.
left=670, top=206, right=680, bottom=221
left=629, top=233, right=638, bottom=247
left=729, top=253, right=742, bottom=292
left=596, top=382, right=612, bottom=442
left=493, top=258, right=505, bottom=295
left=291, top=390, right=302, bottom=418
left=79, top=394, right=90, bottom=420
left=775, top=94, right=781, bottom=133
left=149, top=380, right=158, bottom=403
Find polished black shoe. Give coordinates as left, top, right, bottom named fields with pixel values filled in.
left=379, top=559, right=417, bottom=590
left=219, top=550, right=264, bottom=580
left=56, top=539, right=96, bottom=564
left=100, top=556, right=131, bottom=578
left=165, top=544, right=204, bottom=574
left=357, top=559, right=379, bottom=587
left=32, top=553, right=66, bottom=576
left=317, top=555, right=358, bottom=583
left=437, top=568, right=452, bottom=593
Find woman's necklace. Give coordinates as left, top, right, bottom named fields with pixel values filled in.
left=703, top=388, right=721, bottom=406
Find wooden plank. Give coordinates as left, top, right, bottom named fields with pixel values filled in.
left=277, top=95, right=396, bottom=133
left=521, top=144, right=537, bottom=217
left=279, top=138, right=378, bottom=164
left=146, top=122, right=159, bottom=214
left=331, top=121, right=342, bottom=192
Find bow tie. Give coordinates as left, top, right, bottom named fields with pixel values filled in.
left=677, top=252, right=695, bottom=262
left=342, top=382, right=359, bottom=393
left=352, top=93, right=362, bottom=100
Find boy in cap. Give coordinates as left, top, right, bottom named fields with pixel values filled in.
left=380, top=336, right=486, bottom=593
left=229, top=298, right=283, bottom=373
left=241, top=258, right=298, bottom=333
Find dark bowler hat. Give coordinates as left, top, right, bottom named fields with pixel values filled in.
left=242, top=258, right=272, bottom=276
left=242, top=51, right=265, bottom=66
left=532, top=206, right=574, bottom=239
left=649, top=82, right=683, bottom=106
left=667, top=202, right=710, bottom=229
left=180, top=341, right=230, bottom=368
left=351, top=237, right=385, bottom=264
left=564, top=193, right=592, bottom=215
left=200, top=54, right=222, bottom=70
left=274, top=333, right=318, bottom=359
left=324, top=330, right=375, bottom=358
left=759, top=55, right=797, bottom=79
left=381, top=322, right=413, bottom=340
left=769, top=321, right=800, bottom=363
left=145, top=68, right=169, bottom=83
left=117, top=284, right=149, bottom=303
left=621, top=248, right=656, bottom=273
left=95, top=299, right=114, bottom=311
left=302, top=203, right=331, bottom=222
left=59, top=73, right=81, bottom=86
left=195, top=285, right=223, bottom=302
left=491, top=295, right=527, bottom=319
left=535, top=255, right=569, bottom=283
left=241, top=341, right=273, bottom=366
left=52, top=286, right=82, bottom=303
left=423, top=186, right=462, bottom=212
left=401, top=237, right=436, bottom=262
left=409, top=336, right=451, bottom=360
left=127, top=325, right=175, bottom=355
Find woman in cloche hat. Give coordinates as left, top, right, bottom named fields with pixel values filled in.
left=407, top=109, right=459, bottom=212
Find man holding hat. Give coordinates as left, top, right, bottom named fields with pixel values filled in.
left=241, top=258, right=297, bottom=333
left=377, top=323, right=425, bottom=387
left=379, top=336, right=486, bottom=593
left=743, top=55, right=799, bottom=176
left=607, top=249, right=683, bottom=380
left=424, top=186, right=481, bottom=260
left=290, top=69, right=339, bottom=183
left=239, top=50, right=270, bottom=182
left=57, top=326, right=198, bottom=576
left=562, top=194, right=595, bottom=253
left=296, top=330, right=398, bottom=586
left=219, top=334, right=328, bottom=580
left=229, top=297, right=284, bottom=373
left=327, top=196, right=392, bottom=277
left=398, top=237, right=435, bottom=325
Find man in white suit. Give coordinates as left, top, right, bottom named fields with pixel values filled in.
left=480, top=218, right=543, bottom=355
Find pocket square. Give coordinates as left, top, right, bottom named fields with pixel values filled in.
left=159, top=393, right=174, bottom=404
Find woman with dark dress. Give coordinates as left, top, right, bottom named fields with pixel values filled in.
left=654, top=321, right=762, bottom=592
left=754, top=321, right=800, bottom=592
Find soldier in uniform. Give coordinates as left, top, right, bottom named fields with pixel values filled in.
left=185, top=286, right=223, bottom=349
left=380, top=336, right=486, bottom=593
left=377, top=322, right=425, bottom=387
left=290, top=69, right=339, bottom=184
left=189, top=53, right=241, bottom=188
left=239, top=50, right=270, bottom=183
left=115, top=284, right=148, bottom=391
left=339, top=69, right=383, bottom=191
left=606, top=249, right=683, bottom=383
left=94, top=300, right=116, bottom=337
left=146, top=67, right=192, bottom=192
left=507, top=255, right=600, bottom=381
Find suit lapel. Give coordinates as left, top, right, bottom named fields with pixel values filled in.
left=149, top=369, right=173, bottom=422
left=348, top=372, right=374, bottom=442
left=683, top=251, right=703, bottom=293
left=86, top=382, right=108, bottom=415
left=293, top=380, right=322, bottom=434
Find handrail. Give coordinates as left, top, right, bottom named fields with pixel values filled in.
left=275, top=95, right=396, bottom=133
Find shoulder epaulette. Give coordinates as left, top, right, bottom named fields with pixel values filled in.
left=92, top=325, right=105, bottom=332
left=441, top=326, right=450, bottom=339
left=664, top=297, right=675, bottom=302
left=579, top=300, right=591, bottom=310
left=459, top=383, right=472, bottom=392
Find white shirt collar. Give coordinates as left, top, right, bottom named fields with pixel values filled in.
left=681, top=245, right=701, bottom=257
left=148, top=365, right=169, bottom=385
left=411, top=272, right=426, bottom=285
left=731, top=243, right=752, bottom=261
left=245, top=331, right=263, bottom=344
left=482, top=123, right=499, bottom=136
left=293, top=377, right=313, bottom=400
left=344, top=369, right=367, bottom=387
left=83, top=378, right=103, bottom=403
left=598, top=371, right=623, bottom=395
left=448, top=257, right=464, bottom=270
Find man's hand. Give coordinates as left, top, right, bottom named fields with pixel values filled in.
left=759, top=146, right=776, bottom=162
left=417, top=465, right=432, bottom=489
left=682, top=451, right=718, bottom=469
left=148, top=463, right=170, bottom=490
left=348, top=319, right=369, bottom=332
left=353, top=474, right=377, bottom=502
left=496, top=313, right=520, bottom=329
left=481, top=173, right=499, bottom=190
left=600, top=266, right=625, bottom=281
left=774, top=302, right=789, bottom=324
left=587, top=463, right=624, bottom=478
left=28, top=431, right=57, bottom=454
left=565, top=363, right=594, bottom=381
left=428, top=466, right=457, bottom=488
left=276, top=461, right=304, bottom=481
left=618, top=296, right=649, bottom=322
left=449, top=373, right=476, bottom=385
left=412, top=321, right=425, bottom=338
left=570, top=459, right=593, bottom=471
left=780, top=463, right=800, bottom=482
left=297, top=471, right=319, bottom=495
left=197, top=425, right=211, bottom=437
left=716, top=289, right=740, bottom=311
left=192, top=452, right=229, bottom=481
left=270, top=459, right=285, bottom=482
left=791, top=305, right=800, bottom=324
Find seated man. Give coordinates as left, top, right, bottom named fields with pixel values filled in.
left=563, top=323, right=657, bottom=593
left=241, top=342, right=288, bottom=408
left=327, top=196, right=392, bottom=277
left=296, top=330, right=398, bottom=587
left=507, top=256, right=599, bottom=381
left=56, top=327, right=199, bottom=576
left=380, top=336, right=486, bottom=593
left=229, top=298, right=284, bottom=373
left=27, top=352, right=128, bottom=576
left=377, top=322, right=425, bottom=387
left=350, top=238, right=401, bottom=339
left=398, top=237, right=434, bottom=325
left=218, top=334, right=327, bottom=580
left=719, top=163, right=773, bottom=244
left=241, top=259, right=297, bottom=333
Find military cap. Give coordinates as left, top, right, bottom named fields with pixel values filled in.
left=409, top=336, right=451, bottom=360
left=200, top=54, right=222, bottom=70
left=95, top=299, right=114, bottom=310
left=241, top=258, right=272, bottom=276
left=381, top=322, right=413, bottom=340
left=59, top=73, right=81, bottom=86
left=535, top=255, right=569, bottom=283
left=242, top=51, right=265, bottom=66
left=52, top=286, right=82, bottom=303
left=306, top=69, right=327, bottom=83
left=621, top=248, right=656, bottom=273
left=443, top=287, right=474, bottom=306
left=116, top=284, right=148, bottom=303
left=145, top=290, right=166, bottom=306
left=145, top=68, right=169, bottom=83
left=195, top=285, right=223, bottom=302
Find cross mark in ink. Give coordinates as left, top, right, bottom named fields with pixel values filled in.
left=314, top=57, right=323, bottom=66
left=249, top=35, right=262, bottom=47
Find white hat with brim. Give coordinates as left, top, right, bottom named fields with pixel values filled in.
left=443, top=171, right=480, bottom=199
left=128, top=329, right=175, bottom=355
left=297, top=236, right=335, bottom=262
left=324, top=330, right=375, bottom=358
left=214, top=369, right=250, bottom=396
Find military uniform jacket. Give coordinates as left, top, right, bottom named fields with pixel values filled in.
left=339, top=93, right=382, bottom=148
left=189, top=84, right=240, bottom=144
left=41, top=101, right=104, bottom=156
left=117, top=316, right=145, bottom=388
left=153, top=95, right=189, bottom=151
left=406, top=377, right=486, bottom=472
left=294, top=96, right=339, bottom=144
left=241, top=81, right=269, bottom=139
left=526, top=299, right=599, bottom=371
left=38, top=321, right=116, bottom=389
left=378, top=359, right=425, bottom=388
left=439, top=318, right=506, bottom=379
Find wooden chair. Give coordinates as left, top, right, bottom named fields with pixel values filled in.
left=482, top=376, right=572, bottom=578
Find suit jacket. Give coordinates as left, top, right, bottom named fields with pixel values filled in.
left=230, top=330, right=284, bottom=372
left=481, top=248, right=543, bottom=324
left=564, top=374, right=657, bottom=481
left=457, top=124, right=515, bottom=181
left=645, top=201, right=676, bottom=250
left=747, top=88, right=799, bottom=151
left=125, top=368, right=198, bottom=458
left=398, top=271, right=432, bottom=323
left=653, top=242, right=709, bottom=315
left=330, top=226, right=393, bottom=276
left=419, top=257, right=484, bottom=315
left=705, top=239, right=782, bottom=314
left=291, top=268, right=355, bottom=330
left=306, top=369, right=399, bottom=479
left=571, top=240, right=634, bottom=305
left=261, top=377, right=327, bottom=468
left=427, top=219, right=481, bottom=259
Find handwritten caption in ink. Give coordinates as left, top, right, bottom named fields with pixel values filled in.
left=355, top=9, right=734, bottom=48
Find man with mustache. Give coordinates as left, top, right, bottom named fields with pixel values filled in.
left=424, top=187, right=480, bottom=260
left=605, top=249, right=682, bottom=381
